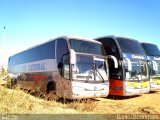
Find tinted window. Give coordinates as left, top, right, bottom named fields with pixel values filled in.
left=69, top=39, right=105, bottom=55
left=9, top=40, right=55, bottom=65
left=141, top=43, right=160, bottom=56
left=117, top=37, right=144, bottom=55
left=97, top=38, right=120, bottom=58
left=56, top=38, right=69, bottom=64
left=56, top=38, right=69, bottom=79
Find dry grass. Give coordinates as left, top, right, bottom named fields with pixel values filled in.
left=0, top=87, right=80, bottom=114
left=1, top=86, right=160, bottom=115
left=64, top=99, right=98, bottom=112
left=1, top=68, right=160, bottom=116
left=0, top=84, right=160, bottom=120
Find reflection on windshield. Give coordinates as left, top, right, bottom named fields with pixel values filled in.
left=149, top=61, right=160, bottom=76
left=117, top=37, right=144, bottom=55
left=141, top=43, right=160, bottom=56
left=124, top=59, right=148, bottom=81
left=72, top=54, right=108, bottom=82
left=69, top=39, right=105, bottom=55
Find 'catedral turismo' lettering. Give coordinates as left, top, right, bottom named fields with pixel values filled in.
left=29, top=63, right=45, bottom=71
left=132, top=54, right=144, bottom=59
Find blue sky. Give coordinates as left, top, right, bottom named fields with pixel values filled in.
left=0, top=0, right=160, bottom=65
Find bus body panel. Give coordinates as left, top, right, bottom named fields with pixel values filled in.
left=72, top=81, right=109, bottom=99
left=109, top=79, right=123, bottom=96
left=124, top=81, right=150, bottom=96
left=109, top=79, right=150, bottom=96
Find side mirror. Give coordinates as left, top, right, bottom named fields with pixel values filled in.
left=58, top=62, right=63, bottom=69
left=70, top=49, right=76, bottom=64
left=108, top=55, right=118, bottom=68
left=152, top=60, right=158, bottom=71
left=124, top=58, right=132, bottom=71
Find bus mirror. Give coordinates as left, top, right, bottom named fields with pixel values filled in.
left=109, top=55, right=118, bottom=68
left=152, top=60, right=158, bottom=71
left=58, top=62, right=63, bottom=69
left=125, top=58, right=132, bottom=71
left=70, top=49, right=76, bottom=64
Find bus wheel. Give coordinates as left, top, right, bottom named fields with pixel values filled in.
left=8, top=78, right=17, bottom=89
left=46, top=81, right=57, bottom=101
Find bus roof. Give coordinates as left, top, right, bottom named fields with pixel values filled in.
left=9, top=35, right=101, bottom=58
left=140, top=41, right=157, bottom=46
left=96, top=35, right=139, bottom=42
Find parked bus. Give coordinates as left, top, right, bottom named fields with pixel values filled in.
left=141, top=42, right=160, bottom=90
left=96, top=36, right=150, bottom=96
left=8, top=36, right=109, bottom=99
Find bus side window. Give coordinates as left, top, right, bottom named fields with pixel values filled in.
left=56, top=39, right=70, bottom=79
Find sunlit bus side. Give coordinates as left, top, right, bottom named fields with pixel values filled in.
left=96, top=36, right=150, bottom=96
left=141, top=42, right=160, bottom=91
left=7, top=36, right=109, bottom=99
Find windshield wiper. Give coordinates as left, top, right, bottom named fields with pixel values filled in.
left=95, top=64, right=105, bottom=82
left=130, top=76, right=140, bottom=82
left=86, top=62, right=105, bottom=82
left=86, top=70, right=93, bottom=83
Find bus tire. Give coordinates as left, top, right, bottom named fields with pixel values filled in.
left=46, top=81, right=56, bottom=94
left=46, top=81, right=57, bottom=100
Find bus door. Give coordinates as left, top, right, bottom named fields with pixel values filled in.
left=56, top=39, right=71, bottom=98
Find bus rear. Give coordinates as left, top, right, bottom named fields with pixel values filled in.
left=141, top=42, right=160, bottom=90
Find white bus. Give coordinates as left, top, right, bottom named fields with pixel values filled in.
left=141, top=42, right=160, bottom=90
left=8, top=36, right=109, bottom=99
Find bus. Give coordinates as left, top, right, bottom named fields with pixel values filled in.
left=141, top=42, right=160, bottom=90
left=7, top=36, right=109, bottom=99
left=96, top=36, right=150, bottom=96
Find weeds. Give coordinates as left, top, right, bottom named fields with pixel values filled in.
left=65, top=99, right=97, bottom=112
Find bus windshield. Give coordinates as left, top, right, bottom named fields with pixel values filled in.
left=72, top=54, right=108, bottom=82
left=117, top=37, right=144, bottom=55
left=141, top=43, right=160, bottom=56
left=69, top=39, right=105, bottom=56
left=124, top=59, right=148, bottom=81
left=149, top=61, right=160, bottom=76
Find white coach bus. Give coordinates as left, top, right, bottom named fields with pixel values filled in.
left=141, top=42, right=160, bottom=90
left=8, top=36, right=109, bottom=99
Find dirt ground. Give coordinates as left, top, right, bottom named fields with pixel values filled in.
left=93, top=90, right=160, bottom=114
